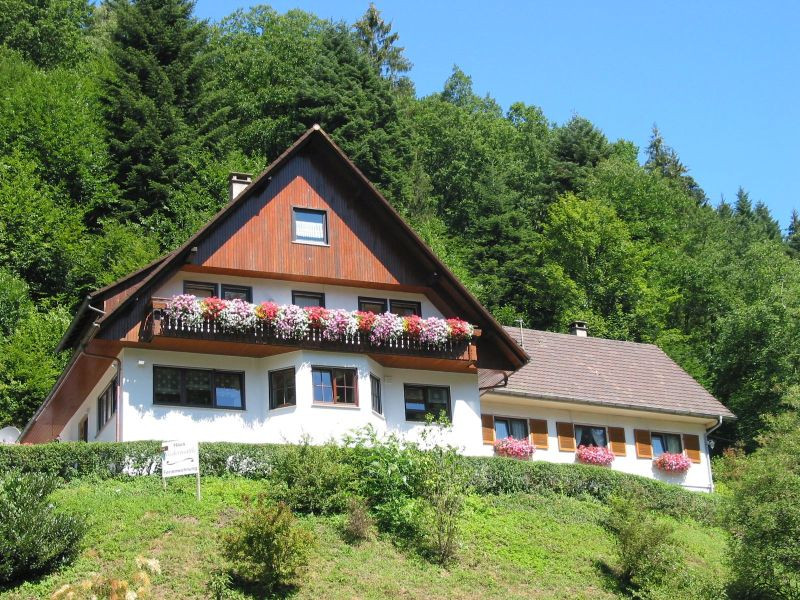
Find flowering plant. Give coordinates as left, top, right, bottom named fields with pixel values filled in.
left=162, top=295, right=476, bottom=347
left=653, top=452, right=691, bottom=473
left=575, top=445, right=614, bottom=466
left=494, top=437, right=535, bottom=459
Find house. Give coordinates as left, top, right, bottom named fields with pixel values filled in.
left=19, top=126, right=733, bottom=491
left=478, top=322, right=735, bottom=491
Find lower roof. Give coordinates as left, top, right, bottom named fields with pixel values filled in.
left=483, top=327, right=734, bottom=420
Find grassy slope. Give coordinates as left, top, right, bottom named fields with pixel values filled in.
left=0, top=477, right=728, bottom=600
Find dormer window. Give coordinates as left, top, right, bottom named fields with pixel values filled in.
left=292, top=208, right=328, bottom=245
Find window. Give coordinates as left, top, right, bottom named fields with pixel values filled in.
left=269, top=368, right=296, bottom=409
left=370, top=374, right=382, bottom=414
left=574, top=425, right=607, bottom=448
left=494, top=417, right=528, bottom=440
left=390, top=300, right=421, bottom=317
left=312, top=367, right=357, bottom=405
left=651, top=432, right=682, bottom=456
left=97, top=380, right=116, bottom=432
left=292, top=291, right=325, bottom=308
left=221, top=284, right=252, bottom=302
left=184, top=281, right=217, bottom=298
left=153, top=366, right=244, bottom=409
left=292, top=208, right=328, bottom=244
left=359, top=297, right=387, bottom=314
left=78, top=416, right=88, bottom=442
left=404, top=385, right=451, bottom=421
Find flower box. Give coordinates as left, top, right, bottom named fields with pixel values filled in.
left=494, top=437, right=535, bottom=460
left=653, top=452, right=691, bottom=473
left=575, top=445, right=614, bottom=466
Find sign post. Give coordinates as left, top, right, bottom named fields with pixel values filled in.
left=161, top=440, right=201, bottom=500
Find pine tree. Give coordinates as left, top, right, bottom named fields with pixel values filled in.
left=101, top=0, right=209, bottom=221
left=754, top=201, right=781, bottom=239
left=645, top=125, right=707, bottom=205
left=735, top=186, right=753, bottom=218
left=717, top=196, right=733, bottom=219
left=353, top=3, right=412, bottom=93
left=787, top=209, right=800, bottom=254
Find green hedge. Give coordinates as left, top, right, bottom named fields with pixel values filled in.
left=0, top=442, right=719, bottom=524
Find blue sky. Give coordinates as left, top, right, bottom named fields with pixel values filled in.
left=195, top=1, right=800, bottom=227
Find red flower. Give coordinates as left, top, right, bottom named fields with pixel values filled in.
left=575, top=445, right=614, bottom=466
left=255, top=301, right=279, bottom=323
left=355, top=311, right=377, bottom=333
left=404, top=314, right=423, bottom=338
left=304, top=305, right=330, bottom=328
left=447, top=318, right=473, bottom=340
left=200, top=297, right=226, bottom=320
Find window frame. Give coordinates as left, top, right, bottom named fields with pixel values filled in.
left=292, top=290, right=326, bottom=308
left=96, top=379, right=117, bottom=433
left=573, top=423, right=609, bottom=448
left=153, top=365, right=246, bottom=410
left=650, top=431, right=683, bottom=457
left=390, top=299, right=422, bottom=317
left=221, top=284, right=253, bottom=303
left=311, top=366, right=359, bottom=406
left=358, top=296, right=388, bottom=314
left=493, top=416, right=529, bottom=441
left=370, top=373, right=382, bottom=415
left=292, top=207, right=329, bottom=245
left=269, top=367, right=296, bottom=410
left=183, top=280, right=218, bottom=298
left=403, top=384, right=451, bottom=422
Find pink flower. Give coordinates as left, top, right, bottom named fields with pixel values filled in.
left=404, top=314, right=423, bottom=338
left=200, top=297, right=226, bottom=320
left=576, top=445, right=614, bottom=466
left=255, top=301, right=279, bottom=323
left=355, top=311, right=377, bottom=333
left=419, top=317, right=450, bottom=345
left=447, top=318, right=474, bottom=340
left=305, top=306, right=330, bottom=329
left=653, top=452, right=691, bottom=473
left=494, top=437, right=535, bottom=459
left=370, top=312, right=404, bottom=345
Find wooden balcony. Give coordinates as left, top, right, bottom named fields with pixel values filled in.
left=143, top=298, right=480, bottom=371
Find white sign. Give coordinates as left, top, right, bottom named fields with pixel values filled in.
left=162, top=440, right=199, bottom=478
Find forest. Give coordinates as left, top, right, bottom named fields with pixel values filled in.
left=1, top=0, right=799, bottom=453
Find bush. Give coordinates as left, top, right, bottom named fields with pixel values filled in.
left=266, top=440, right=354, bottom=514
left=222, top=497, right=313, bottom=595
left=342, top=497, right=374, bottom=543
left=606, top=495, right=680, bottom=592
left=0, top=471, right=86, bottom=585
left=725, top=397, right=800, bottom=599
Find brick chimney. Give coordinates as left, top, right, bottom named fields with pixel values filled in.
left=569, top=321, right=588, bottom=337
left=228, top=172, right=252, bottom=202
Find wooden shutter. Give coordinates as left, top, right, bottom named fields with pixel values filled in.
left=683, top=434, right=701, bottom=463
left=481, top=414, right=495, bottom=445
left=634, top=429, right=652, bottom=458
left=529, top=419, right=549, bottom=450
left=556, top=422, right=575, bottom=452
left=608, top=426, right=627, bottom=456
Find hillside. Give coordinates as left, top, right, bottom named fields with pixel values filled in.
left=0, top=476, right=728, bottom=600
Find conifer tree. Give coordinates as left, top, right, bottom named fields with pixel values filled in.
left=101, top=0, right=208, bottom=221
left=353, top=3, right=412, bottom=93
left=735, top=186, right=753, bottom=218
left=645, top=125, right=706, bottom=205
left=787, top=209, right=800, bottom=254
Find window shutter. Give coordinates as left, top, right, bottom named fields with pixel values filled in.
left=481, top=414, right=495, bottom=445
left=634, top=429, right=652, bottom=458
left=556, top=422, right=575, bottom=452
left=529, top=419, right=549, bottom=450
left=608, top=426, right=626, bottom=456
left=683, top=434, right=701, bottom=463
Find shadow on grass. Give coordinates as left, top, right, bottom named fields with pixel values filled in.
left=594, top=559, right=631, bottom=597
left=227, top=574, right=300, bottom=600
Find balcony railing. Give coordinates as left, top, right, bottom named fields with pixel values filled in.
left=145, top=299, right=479, bottom=362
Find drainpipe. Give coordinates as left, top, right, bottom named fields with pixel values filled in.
left=704, top=415, right=724, bottom=492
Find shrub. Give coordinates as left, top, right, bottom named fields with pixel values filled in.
left=222, top=497, right=313, bottom=594
left=0, top=471, right=86, bottom=585
left=606, top=495, right=680, bottom=592
left=266, top=440, right=354, bottom=514
left=342, top=497, right=374, bottom=543
left=725, top=396, right=800, bottom=599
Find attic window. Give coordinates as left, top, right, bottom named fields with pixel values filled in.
left=292, top=208, right=328, bottom=245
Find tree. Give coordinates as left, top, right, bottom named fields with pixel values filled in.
left=734, top=186, right=752, bottom=218
left=353, top=3, right=412, bottom=92
left=645, top=125, right=707, bottom=205
left=788, top=209, right=800, bottom=255
left=101, top=0, right=209, bottom=221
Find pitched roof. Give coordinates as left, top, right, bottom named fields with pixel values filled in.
left=61, top=125, right=528, bottom=370
left=486, top=326, right=734, bottom=419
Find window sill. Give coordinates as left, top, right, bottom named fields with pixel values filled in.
left=292, top=240, right=330, bottom=247
left=153, top=403, right=246, bottom=412
left=269, top=403, right=296, bottom=412
left=312, top=402, right=360, bottom=410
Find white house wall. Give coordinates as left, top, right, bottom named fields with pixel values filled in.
left=479, top=396, right=714, bottom=491
left=120, top=348, right=480, bottom=451
left=59, top=361, right=119, bottom=442
left=152, top=271, right=445, bottom=318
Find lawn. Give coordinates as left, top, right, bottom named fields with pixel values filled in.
left=0, top=476, right=728, bottom=599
